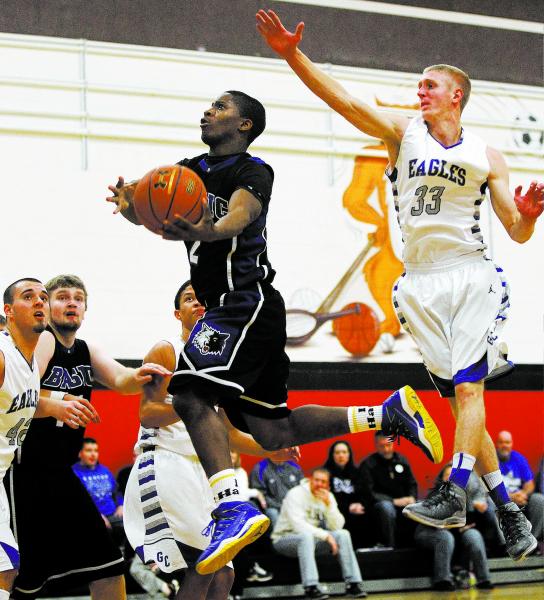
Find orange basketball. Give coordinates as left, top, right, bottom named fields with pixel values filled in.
left=333, top=302, right=380, bottom=356
left=133, top=165, right=206, bottom=235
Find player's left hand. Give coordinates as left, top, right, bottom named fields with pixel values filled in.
left=57, top=395, right=101, bottom=428
left=514, top=181, right=544, bottom=220
left=134, top=363, right=172, bottom=385
left=162, top=198, right=216, bottom=242
left=266, top=445, right=301, bottom=462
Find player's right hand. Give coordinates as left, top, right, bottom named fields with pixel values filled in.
left=256, top=9, right=304, bottom=58
left=107, top=176, right=134, bottom=214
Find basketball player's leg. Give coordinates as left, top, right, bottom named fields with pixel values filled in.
left=241, top=390, right=442, bottom=465
left=89, top=575, right=126, bottom=600
left=171, top=384, right=231, bottom=476
left=177, top=566, right=233, bottom=600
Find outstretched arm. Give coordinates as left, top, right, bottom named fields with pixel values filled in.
left=256, top=9, right=407, bottom=155
left=106, top=176, right=141, bottom=225
left=220, top=409, right=301, bottom=461
left=487, top=147, right=543, bottom=243
left=88, top=341, right=171, bottom=395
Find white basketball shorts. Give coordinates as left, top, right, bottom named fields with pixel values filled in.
left=124, top=448, right=231, bottom=573
left=0, top=484, right=19, bottom=572
left=393, top=256, right=509, bottom=393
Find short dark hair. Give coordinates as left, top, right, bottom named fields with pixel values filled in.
left=82, top=437, right=97, bottom=447
left=226, top=90, right=266, bottom=144
left=0, top=315, right=6, bottom=326
left=311, top=467, right=330, bottom=479
left=174, top=280, right=192, bottom=309
left=46, top=274, right=88, bottom=308
left=3, top=278, right=43, bottom=304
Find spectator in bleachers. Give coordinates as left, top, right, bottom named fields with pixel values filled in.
left=73, top=437, right=125, bottom=545
left=272, top=468, right=367, bottom=599
left=414, top=464, right=494, bottom=591
left=359, top=431, right=417, bottom=548
left=323, top=440, right=368, bottom=549
left=249, top=455, right=304, bottom=528
left=0, top=314, right=6, bottom=330
left=496, top=431, right=544, bottom=541
left=229, top=450, right=273, bottom=595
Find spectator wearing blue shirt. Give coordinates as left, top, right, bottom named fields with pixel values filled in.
left=73, top=438, right=124, bottom=536
left=496, top=431, right=543, bottom=541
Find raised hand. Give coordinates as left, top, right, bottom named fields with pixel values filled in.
left=256, top=9, right=304, bottom=58
left=106, top=176, right=137, bottom=214
left=514, top=181, right=544, bottom=220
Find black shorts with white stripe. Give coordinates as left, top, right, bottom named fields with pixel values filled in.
left=168, top=283, right=291, bottom=433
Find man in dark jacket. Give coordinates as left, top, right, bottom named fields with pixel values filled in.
left=249, top=458, right=303, bottom=528
left=359, top=432, right=417, bottom=548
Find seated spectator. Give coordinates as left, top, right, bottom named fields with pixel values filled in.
left=249, top=455, right=303, bottom=528
left=72, top=437, right=125, bottom=545
left=272, top=468, right=367, bottom=599
left=414, top=465, right=494, bottom=591
left=496, top=431, right=544, bottom=541
left=359, top=432, right=417, bottom=548
left=230, top=450, right=273, bottom=596
left=323, top=440, right=368, bottom=549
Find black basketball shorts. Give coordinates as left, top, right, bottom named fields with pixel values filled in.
left=168, top=283, right=291, bottom=432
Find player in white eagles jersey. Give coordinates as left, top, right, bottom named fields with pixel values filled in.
left=0, top=278, right=97, bottom=599
left=123, top=280, right=300, bottom=600
left=257, top=9, right=544, bottom=562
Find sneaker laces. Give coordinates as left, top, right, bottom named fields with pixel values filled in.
left=200, top=505, right=239, bottom=540
left=498, top=507, right=527, bottom=545
left=422, top=481, right=462, bottom=509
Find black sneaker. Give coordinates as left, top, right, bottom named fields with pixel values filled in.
left=476, top=580, right=495, bottom=590
left=245, top=561, right=273, bottom=582
left=304, top=585, right=329, bottom=599
left=345, top=582, right=368, bottom=597
left=497, top=501, right=537, bottom=561
left=403, top=480, right=466, bottom=528
left=432, top=580, right=455, bottom=591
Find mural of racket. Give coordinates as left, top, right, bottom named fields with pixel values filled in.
left=286, top=305, right=361, bottom=346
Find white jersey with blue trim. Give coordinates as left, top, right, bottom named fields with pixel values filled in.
left=0, top=331, right=40, bottom=480
left=388, top=116, right=490, bottom=268
left=134, top=336, right=196, bottom=457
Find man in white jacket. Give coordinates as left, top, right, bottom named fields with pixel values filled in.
left=271, top=468, right=366, bottom=599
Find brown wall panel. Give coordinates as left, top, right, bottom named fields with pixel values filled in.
left=1, top=0, right=542, bottom=86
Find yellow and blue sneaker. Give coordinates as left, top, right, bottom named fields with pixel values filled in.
left=382, top=385, right=443, bottom=464
left=196, top=501, right=270, bottom=575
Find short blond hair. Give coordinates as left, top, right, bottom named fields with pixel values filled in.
left=424, top=64, right=471, bottom=111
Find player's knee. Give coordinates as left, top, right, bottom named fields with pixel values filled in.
left=455, top=382, right=483, bottom=407
left=208, top=566, right=234, bottom=598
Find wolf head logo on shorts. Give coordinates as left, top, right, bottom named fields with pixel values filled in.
left=192, top=323, right=230, bottom=356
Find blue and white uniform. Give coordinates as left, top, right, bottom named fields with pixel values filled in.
left=388, top=117, right=510, bottom=394
left=0, top=331, right=40, bottom=572
left=124, top=337, right=230, bottom=572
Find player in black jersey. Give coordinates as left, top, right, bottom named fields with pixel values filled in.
left=107, top=90, right=443, bottom=575
left=7, top=274, right=170, bottom=600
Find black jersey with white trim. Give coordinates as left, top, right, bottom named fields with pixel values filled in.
left=17, top=331, right=93, bottom=468
left=178, top=152, right=276, bottom=303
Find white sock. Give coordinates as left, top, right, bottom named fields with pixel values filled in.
left=348, top=406, right=383, bottom=433
left=209, top=468, right=240, bottom=505
left=482, top=470, right=503, bottom=490
left=0, top=590, right=10, bottom=600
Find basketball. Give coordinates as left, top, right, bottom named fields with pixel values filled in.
left=333, top=302, right=380, bottom=356
left=133, top=165, right=207, bottom=234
